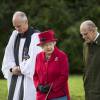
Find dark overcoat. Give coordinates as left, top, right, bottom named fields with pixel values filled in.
left=83, top=35, right=100, bottom=100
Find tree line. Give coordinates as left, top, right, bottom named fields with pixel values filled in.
left=0, top=0, right=100, bottom=78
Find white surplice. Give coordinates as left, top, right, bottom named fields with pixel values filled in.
left=2, top=30, right=42, bottom=100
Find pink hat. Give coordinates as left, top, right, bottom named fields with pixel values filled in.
left=37, top=30, right=57, bottom=46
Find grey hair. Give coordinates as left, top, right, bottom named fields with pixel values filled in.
left=12, top=11, right=28, bottom=22
left=80, top=20, right=97, bottom=31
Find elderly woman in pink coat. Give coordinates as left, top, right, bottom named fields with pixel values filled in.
left=33, top=30, right=70, bottom=100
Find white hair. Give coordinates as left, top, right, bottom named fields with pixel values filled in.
left=80, top=20, right=97, bottom=31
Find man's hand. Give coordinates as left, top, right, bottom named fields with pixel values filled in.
left=12, top=66, right=21, bottom=75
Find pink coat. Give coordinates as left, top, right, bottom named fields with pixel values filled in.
left=33, top=47, right=70, bottom=100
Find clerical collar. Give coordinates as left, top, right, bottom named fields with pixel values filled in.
left=19, top=27, right=31, bottom=38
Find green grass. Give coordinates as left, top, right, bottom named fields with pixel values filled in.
left=69, top=75, right=85, bottom=100
left=0, top=79, right=8, bottom=100
left=0, top=75, right=85, bottom=100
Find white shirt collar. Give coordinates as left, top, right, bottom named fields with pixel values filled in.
left=94, top=32, right=99, bottom=41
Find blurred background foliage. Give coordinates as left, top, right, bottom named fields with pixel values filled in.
left=0, top=0, right=100, bottom=78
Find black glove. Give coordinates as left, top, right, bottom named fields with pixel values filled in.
left=37, top=84, right=50, bottom=93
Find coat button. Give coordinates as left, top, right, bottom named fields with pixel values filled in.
left=96, top=41, right=98, bottom=44
left=45, top=81, right=47, bottom=84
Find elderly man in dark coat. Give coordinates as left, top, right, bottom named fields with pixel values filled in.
left=80, top=20, right=100, bottom=100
